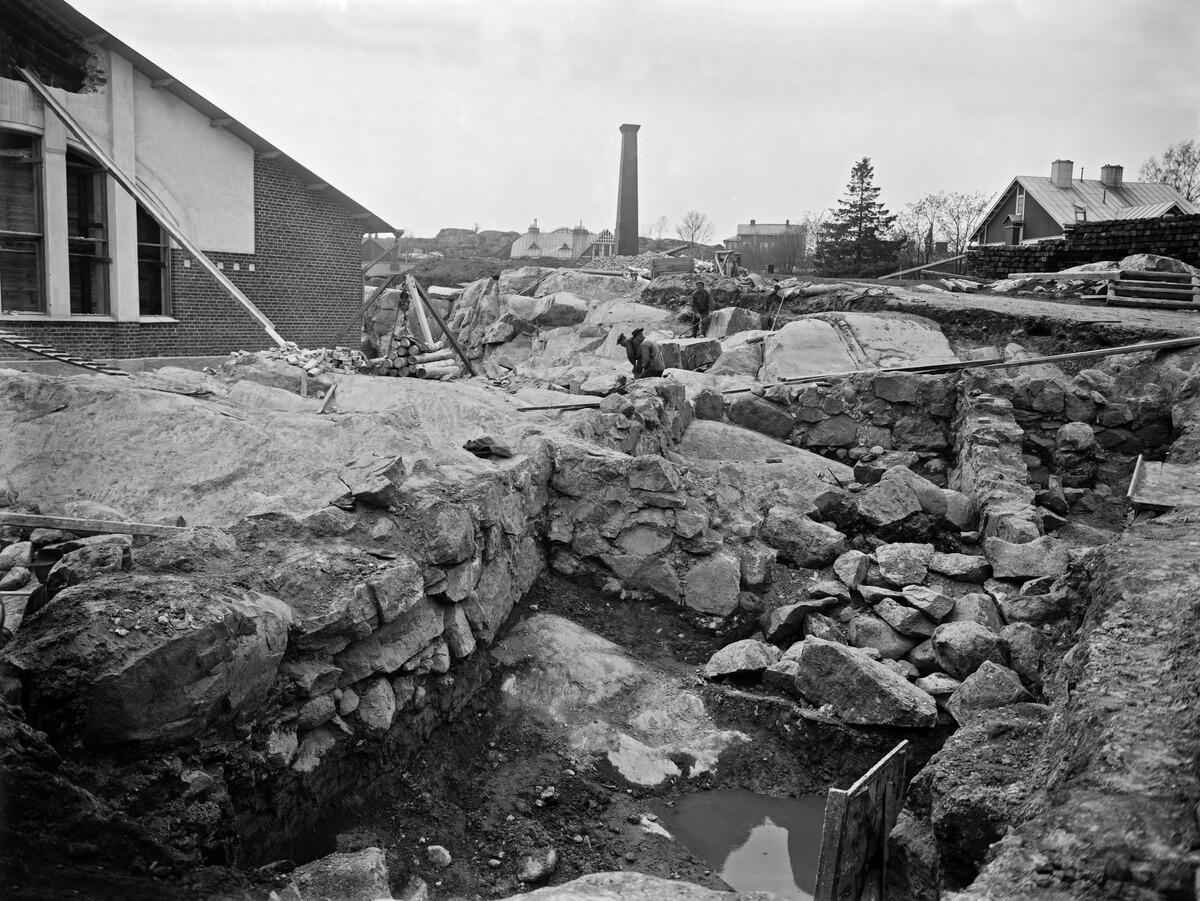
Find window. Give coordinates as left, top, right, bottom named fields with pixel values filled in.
left=1014, top=186, right=1026, bottom=218
left=0, top=131, right=43, bottom=312
left=66, top=147, right=109, bottom=314
left=136, top=203, right=171, bottom=315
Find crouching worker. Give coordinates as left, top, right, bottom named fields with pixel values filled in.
left=617, top=328, right=664, bottom=379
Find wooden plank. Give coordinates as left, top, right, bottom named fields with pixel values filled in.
left=18, top=67, right=287, bottom=349
left=405, top=275, right=436, bottom=345
left=1111, top=282, right=1200, bottom=297
left=1107, top=296, right=1200, bottom=311
left=1127, top=457, right=1200, bottom=511
left=814, top=789, right=849, bottom=901
left=318, top=383, right=338, bottom=414
left=880, top=254, right=967, bottom=279
left=0, top=512, right=186, bottom=537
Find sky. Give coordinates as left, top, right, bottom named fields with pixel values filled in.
left=73, top=0, right=1200, bottom=240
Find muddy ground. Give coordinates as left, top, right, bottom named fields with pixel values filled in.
left=268, top=572, right=902, bottom=900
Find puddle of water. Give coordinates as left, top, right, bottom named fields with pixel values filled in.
left=652, top=789, right=827, bottom=901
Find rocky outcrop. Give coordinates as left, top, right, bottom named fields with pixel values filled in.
left=6, top=575, right=291, bottom=745
left=896, top=510, right=1200, bottom=900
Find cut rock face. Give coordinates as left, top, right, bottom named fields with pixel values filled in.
left=789, top=636, right=936, bottom=727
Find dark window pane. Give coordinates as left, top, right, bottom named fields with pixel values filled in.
left=66, top=148, right=108, bottom=314
left=0, top=242, right=42, bottom=312
left=0, top=132, right=39, bottom=234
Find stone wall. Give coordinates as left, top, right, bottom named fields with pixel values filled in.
left=723, top=371, right=958, bottom=463
left=967, top=213, right=1200, bottom=280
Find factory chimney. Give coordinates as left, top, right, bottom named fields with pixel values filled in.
left=615, top=124, right=641, bottom=256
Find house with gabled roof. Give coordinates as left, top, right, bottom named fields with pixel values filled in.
left=1, top=0, right=396, bottom=363
left=970, top=159, right=1195, bottom=246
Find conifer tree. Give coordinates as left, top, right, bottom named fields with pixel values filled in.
left=815, top=158, right=903, bottom=277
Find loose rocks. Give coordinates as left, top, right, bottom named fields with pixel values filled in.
left=945, top=660, right=1034, bottom=725
left=701, top=639, right=781, bottom=680
left=932, top=621, right=1007, bottom=680
left=790, top=637, right=936, bottom=727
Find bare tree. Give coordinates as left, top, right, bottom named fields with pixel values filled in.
left=938, top=190, right=990, bottom=255
left=1139, top=139, right=1200, bottom=202
left=676, top=210, right=715, bottom=254
left=643, top=215, right=670, bottom=241
left=800, top=210, right=828, bottom=261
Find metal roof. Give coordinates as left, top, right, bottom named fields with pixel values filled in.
left=30, top=0, right=397, bottom=234
left=1103, top=200, right=1190, bottom=220
left=1019, top=175, right=1195, bottom=226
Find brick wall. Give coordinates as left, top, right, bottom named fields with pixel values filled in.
left=0, top=157, right=364, bottom=361
left=967, top=213, right=1200, bottom=280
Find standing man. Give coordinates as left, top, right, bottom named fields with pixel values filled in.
left=690, top=280, right=713, bottom=337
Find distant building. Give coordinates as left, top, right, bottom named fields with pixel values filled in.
left=722, top=220, right=807, bottom=272
left=509, top=221, right=615, bottom=260
left=970, top=160, right=1197, bottom=245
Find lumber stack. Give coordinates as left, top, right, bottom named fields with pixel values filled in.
left=366, top=336, right=462, bottom=380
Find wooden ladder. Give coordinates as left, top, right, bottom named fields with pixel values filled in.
left=0, top=330, right=132, bottom=377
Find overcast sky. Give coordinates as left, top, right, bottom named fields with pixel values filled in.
left=74, top=0, right=1200, bottom=240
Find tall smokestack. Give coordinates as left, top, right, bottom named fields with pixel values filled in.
left=615, top=124, right=640, bottom=256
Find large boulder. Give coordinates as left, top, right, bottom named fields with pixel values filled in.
left=932, top=621, right=1007, bottom=680
left=875, top=542, right=934, bottom=587
left=760, top=506, right=847, bottom=567
left=945, top=660, right=1034, bottom=725
left=983, top=535, right=1070, bottom=580
left=726, top=394, right=794, bottom=439
left=291, top=847, right=393, bottom=901
left=706, top=307, right=763, bottom=339
left=702, top=639, right=781, bottom=680
left=682, top=550, right=742, bottom=616
left=849, top=612, right=919, bottom=660
left=3, top=574, right=291, bottom=744
left=790, top=637, right=936, bottom=727
left=655, top=337, right=722, bottom=372
left=854, top=478, right=922, bottom=530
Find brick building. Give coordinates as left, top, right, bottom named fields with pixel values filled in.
left=0, top=0, right=393, bottom=363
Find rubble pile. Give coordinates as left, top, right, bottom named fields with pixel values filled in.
left=236, top=343, right=366, bottom=376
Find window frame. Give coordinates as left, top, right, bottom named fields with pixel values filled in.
left=0, top=128, right=46, bottom=314
left=1014, top=185, right=1026, bottom=218
left=64, top=145, right=111, bottom=315
left=136, top=202, right=172, bottom=317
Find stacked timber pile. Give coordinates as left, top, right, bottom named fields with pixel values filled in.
left=365, top=336, right=461, bottom=380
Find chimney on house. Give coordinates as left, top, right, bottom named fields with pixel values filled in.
left=1050, top=159, right=1074, bottom=188
left=1100, top=164, right=1124, bottom=189
left=615, top=124, right=640, bottom=256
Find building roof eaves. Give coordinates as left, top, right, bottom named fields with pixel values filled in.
left=39, top=0, right=397, bottom=235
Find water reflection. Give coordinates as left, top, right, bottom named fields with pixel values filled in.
left=653, top=789, right=826, bottom=901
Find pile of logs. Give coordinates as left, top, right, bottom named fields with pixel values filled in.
left=366, top=336, right=461, bottom=379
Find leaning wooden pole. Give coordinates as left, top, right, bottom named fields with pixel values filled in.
left=407, top=275, right=477, bottom=377
left=19, top=67, right=287, bottom=349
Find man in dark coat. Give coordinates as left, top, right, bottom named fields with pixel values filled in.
left=616, top=328, right=662, bottom=379
left=690, top=281, right=713, bottom=337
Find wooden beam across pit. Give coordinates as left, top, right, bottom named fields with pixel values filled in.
left=0, top=513, right=188, bottom=538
